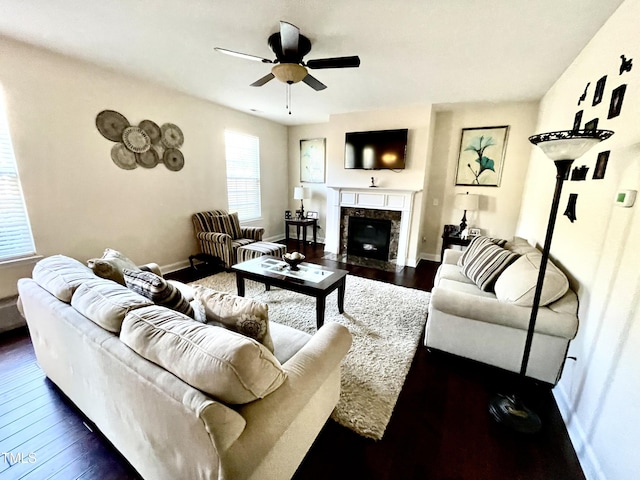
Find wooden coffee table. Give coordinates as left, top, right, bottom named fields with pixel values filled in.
left=232, top=256, right=348, bottom=329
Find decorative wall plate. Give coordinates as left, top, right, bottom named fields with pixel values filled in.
left=151, top=143, right=165, bottom=158
left=96, top=110, right=130, bottom=142
left=163, top=148, right=185, bottom=171
left=138, top=120, right=162, bottom=145
left=161, top=123, right=184, bottom=148
left=111, top=143, right=137, bottom=170
left=136, top=149, right=159, bottom=168
left=122, top=126, right=151, bottom=153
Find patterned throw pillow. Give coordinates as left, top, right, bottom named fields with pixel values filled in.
left=192, top=285, right=274, bottom=353
left=87, top=248, right=140, bottom=285
left=457, top=236, right=508, bottom=268
left=210, top=213, right=242, bottom=239
left=123, top=269, right=194, bottom=318
left=460, top=242, right=520, bottom=292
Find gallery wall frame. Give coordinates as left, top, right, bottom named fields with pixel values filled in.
left=300, top=138, right=326, bottom=183
left=455, top=126, right=509, bottom=187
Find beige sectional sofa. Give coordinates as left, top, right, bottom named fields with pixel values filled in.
left=425, top=237, right=579, bottom=384
left=17, top=254, right=352, bottom=480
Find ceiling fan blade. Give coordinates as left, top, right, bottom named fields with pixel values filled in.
left=214, top=47, right=273, bottom=63
left=302, top=74, right=327, bottom=91
left=280, top=21, right=299, bottom=56
left=306, top=56, right=361, bottom=69
left=250, top=73, right=275, bottom=87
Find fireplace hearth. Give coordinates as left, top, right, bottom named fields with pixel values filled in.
left=347, top=217, right=392, bottom=261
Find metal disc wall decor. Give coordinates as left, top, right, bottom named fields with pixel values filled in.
left=122, top=126, right=151, bottom=153
left=161, top=123, right=184, bottom=148
left=163, top=148, right=185, bottom=171
left=96, top=110, right=130, bottom=142
left=138, top=120, right=162, bottom=145
left=97, top=110, right=184, bottom=171
left=110, top=143, right=137, bottom=170
left=136, top=149, right=160, bottom=168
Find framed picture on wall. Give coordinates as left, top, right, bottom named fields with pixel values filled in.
left=300, top=138, right=326, bottom=183
left=455, top=126, right=509, bottom=187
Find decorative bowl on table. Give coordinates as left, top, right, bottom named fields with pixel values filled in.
left=283, top=252, right=305, bottom=271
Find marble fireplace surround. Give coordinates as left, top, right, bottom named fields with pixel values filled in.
left=325, top=187, right=422, bottom=267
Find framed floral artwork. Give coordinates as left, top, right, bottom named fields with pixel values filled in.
left=455, top=126, right=509, bottom=186
left=300, top=138, right=326, bottom=183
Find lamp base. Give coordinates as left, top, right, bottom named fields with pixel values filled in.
left=489, top=394, right=541, bottom=434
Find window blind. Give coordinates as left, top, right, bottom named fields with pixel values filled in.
left=224, top=130, right=262, bottom=221
left=0, top=99, right=36, bottom=262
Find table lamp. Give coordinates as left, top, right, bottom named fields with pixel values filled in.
left=294, top=186, right=310, bottom=218
left=454, top=192, right=479, bottom=233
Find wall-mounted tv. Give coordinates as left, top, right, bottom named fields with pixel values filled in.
left=344, top=128, right=408, bottom=170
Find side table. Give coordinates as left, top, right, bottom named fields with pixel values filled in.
left=441, top=232, right=471, bottom=261
left=285, top=218, right=317, bottom=245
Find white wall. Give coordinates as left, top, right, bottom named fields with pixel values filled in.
left=287, top=123, right=332, bottom=241
left=288, top=106, right=432, bottom=265
left=517, top=1, right=639, bottom=478
left=0, top=36, right=288, bottom=298
left=422, top=102, right=539, bottom=260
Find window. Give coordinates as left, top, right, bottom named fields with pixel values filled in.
left=0, top=93, right=36, bottom=262
left=224, top=130, right=261, bottom=221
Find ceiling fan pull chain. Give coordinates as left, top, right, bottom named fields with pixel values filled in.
left=286, top=84, right=292, bottom=115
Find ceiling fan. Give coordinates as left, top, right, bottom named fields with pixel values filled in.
left=214, top=21, right=361, bottom=92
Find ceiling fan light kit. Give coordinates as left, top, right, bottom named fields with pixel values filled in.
left=215, top=20, right=360, bottom=114
left=272, top=63, right=308, bottom=84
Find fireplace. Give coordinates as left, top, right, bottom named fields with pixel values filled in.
left=326, top=187, right=422, bottom=268
left=347, top=217, right=392, bottom=261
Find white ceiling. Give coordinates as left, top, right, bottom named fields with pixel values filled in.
left=0, top=0, right=625, bottom=126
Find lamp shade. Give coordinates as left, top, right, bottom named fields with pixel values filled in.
left=272, top=63, right=308, bottom=84
left=529, top=129, right=614, bottom=160
left=293, top=186, right=310, bottom=200
left=454, top=193, right=479, bottom=211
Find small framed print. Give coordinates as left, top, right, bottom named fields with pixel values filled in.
left=584, top=118, right=599, bottom=131
left=608, top=84, right=627, bottom=119
left=306, top=211, right=319, bottom=219
left=593, top=150, right=610, bottom=180
left=593, top=75, right=607, bottom=106
left=300, top=138, right=326, bottom=183
left=468, top=228, right=481, bottom=237
left=573, top=110, right=583, bottom=131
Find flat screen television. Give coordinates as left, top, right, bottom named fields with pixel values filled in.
left=344, top=128, right=408, bottom=170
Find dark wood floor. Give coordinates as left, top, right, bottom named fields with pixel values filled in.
left=0, top=240, right=585, bottom=480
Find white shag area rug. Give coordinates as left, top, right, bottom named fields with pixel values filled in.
left=189, top=272, right=430, bottom=440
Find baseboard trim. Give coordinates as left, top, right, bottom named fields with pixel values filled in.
left=0, top=296, right=26, bottom=333
left=553, top=385, right=604, bottom=480
left=418, top=252, right=440, bottom=263
left=161, top=260, right=191, bottom=274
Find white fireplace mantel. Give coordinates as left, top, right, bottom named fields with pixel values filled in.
left=325, top=186, right=422, bottom=266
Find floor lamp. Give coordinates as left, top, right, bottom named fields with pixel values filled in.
left=489, top=129, right=614, bottom=433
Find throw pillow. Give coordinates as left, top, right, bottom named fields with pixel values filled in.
left=210, top=213, right=242, bottom=239
left=123, top=269, right=194, bottom=318
left=121, top=306, right=286, bottom=404
left=460, top=242, right=520, bottom=292
left=192, top=285, right=274, bottom=353
left=87, top=248, right=140, bottom=285
left=457, top=236, right=508, bottom=268
left=494, top=251, right=569, bottom=306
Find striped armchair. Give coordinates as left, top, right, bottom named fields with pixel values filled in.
left=192, top=210, right=264, bottom=269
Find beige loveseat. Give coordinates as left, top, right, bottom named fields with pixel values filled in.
left=17, top=254, right=352, bottom=480
left=425, top=237, right=579, bottom=384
